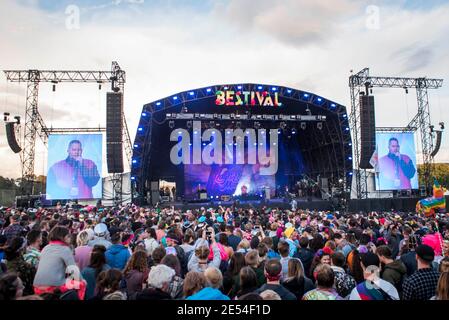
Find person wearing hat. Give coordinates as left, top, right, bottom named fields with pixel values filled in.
left=402, top=244, right=440, bottom=300
left=165, top=230, right=187, bottom=276
left=349, top=252, right=399, bottom=300
left=88, top=223, right=112, bottom=249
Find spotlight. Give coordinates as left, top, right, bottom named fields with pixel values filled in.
left=300, top=122, right=306, bottom=130
left=3, top=112, right=10, bottom=122
left=14, top=116, right=20, bottom=124
left=291, top=128, right=296, bottom=135
left=169, top=121, right=175, bottom=129
left=279, top=122, right=287, bottom=130
left=187, top=121, right=192, bottom=129
left=317, top=123, right=323, bottom=130
left=430, top=125, right=434, bottom=133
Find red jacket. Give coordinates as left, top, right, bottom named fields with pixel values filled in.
left=378, top=153, right=416, bottom=189
left=47, top=157, right=100, bottom=199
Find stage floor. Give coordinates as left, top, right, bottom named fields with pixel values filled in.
left=159, top=197, right=334, bottom=211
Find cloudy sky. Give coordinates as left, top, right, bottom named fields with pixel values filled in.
left=0, top=0, right=448, bottom=179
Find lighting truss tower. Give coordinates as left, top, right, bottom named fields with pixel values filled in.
left=349, top=68, right=443, bottom=198
left=3, top=62, right=132, bottom=202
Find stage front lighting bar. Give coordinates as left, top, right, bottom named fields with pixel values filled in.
left=163, top=113, right=327, bottom=122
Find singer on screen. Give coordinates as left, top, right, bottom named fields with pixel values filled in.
left=378, top=137, right=416, bottom=189
left=47, top=140, right=100, bottom=199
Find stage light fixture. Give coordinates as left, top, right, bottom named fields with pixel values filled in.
left=3, top=112, right=10, bottom=122
left=169, top=121, right=175, bottom=129
left=156, top=102, right=161, bottom=106
left=291, top=128, right=296, bottom=135
left=280, top=122, right=287, bottom=130
left=206, top=88, right=212, bottom=93
left=300, top=122, right=306, bottom=130
left=439, top=122, right=445, bottom=130
left=254, top=121, right=261, bottom=129
left=14, top=116, right=20, bottom=125
left=430, top=125, right=434, bottom=133
left=257, top=85, right=263, bottom=90
left=287, top=89, right=292, bottom=94
left=317, top=122, right=323, bottom=130
left=187, top=121, right=192, bottom=129
left=173, top=96, right=178, bottom=100
left=189, top=91, right=195, bottom=96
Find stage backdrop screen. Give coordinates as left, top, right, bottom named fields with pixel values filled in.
left=184, top=141, right=276, bottom=199
left=375, top=132, right=418, bottom=190
left=46, top=134, right=102, bottom=200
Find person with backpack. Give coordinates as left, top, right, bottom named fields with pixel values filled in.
left=349, top=252, right=399, bottom=300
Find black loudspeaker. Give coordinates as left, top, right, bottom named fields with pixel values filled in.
left=5, top=122, right=22, bottom=153
left=106, top=92, right=124, bottom=173
left=359, top=95, right=376, bottom=169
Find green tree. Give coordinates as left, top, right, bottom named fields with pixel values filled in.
left=418, top=163, right=449, bottom=187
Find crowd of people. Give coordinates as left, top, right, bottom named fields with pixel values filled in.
left=0, top=202, right=448, bottom=301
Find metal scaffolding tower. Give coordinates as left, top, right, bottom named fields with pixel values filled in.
left=3, top=62, right=132, bottom=204
left=349, top=68, right=443, bottom=199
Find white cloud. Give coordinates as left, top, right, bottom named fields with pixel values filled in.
left=0, top=0, right=448, bottom=180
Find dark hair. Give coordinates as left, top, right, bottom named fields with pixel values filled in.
left=27, top=229, right=41, bottom=245
left=48, top=226, right=70, bottom=242
left=110, top=232, right=122, bottom=244
left=299, top=237, right=309, bottom=249
left=152, top=247, right=166, bottom=265
left=261, top=237, right=273, bottom=249
left=376, top=245, right=392, bottom=259
left=264, top=259, right=282, bottom=279
left=309, top=234, right=324, bottom=253
left=238, top=292, right=263, bottom=300
left=239, top=266, right=258, bottom=294
left=219, top=233, right=229, bottom=246
left=161, top=254, right=181, bottom=276
left=4, top=237, right=26, bottom=261
left=89, top=246, right=107, bottom=277
left=257, top=243, right=268, bottom=258
left=227, top=252, right=246, bottom=276
left=359, top=234, right=371, bottom=246
left=96, top=269, right=122, bottom=297
left=148, top=228, right=157, bottom=239
left=0, top=273, right=22, bottom=300
left=124, top=250, right=148, bottom=275
left=68, top=140, right=82, bottom=149
left=331, top=252, right=346, bottom=268
left=278, top=241, right=289, bottom=257
left=388, top=137, right=398, bottom=145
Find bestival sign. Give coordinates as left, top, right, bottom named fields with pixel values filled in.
left=215, top=90, right=283, bottom=107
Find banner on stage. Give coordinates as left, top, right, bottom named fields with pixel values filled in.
left=374, top=132, right=418, bottom=190
left=46, top=134, right=102, bottom=200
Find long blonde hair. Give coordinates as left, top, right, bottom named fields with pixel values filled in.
left=436, top=258, right=449, bottom=300
left=76, top=230, right=92, bottom=247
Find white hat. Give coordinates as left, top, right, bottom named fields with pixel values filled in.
left=94, top=223, right=108, bottom=236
